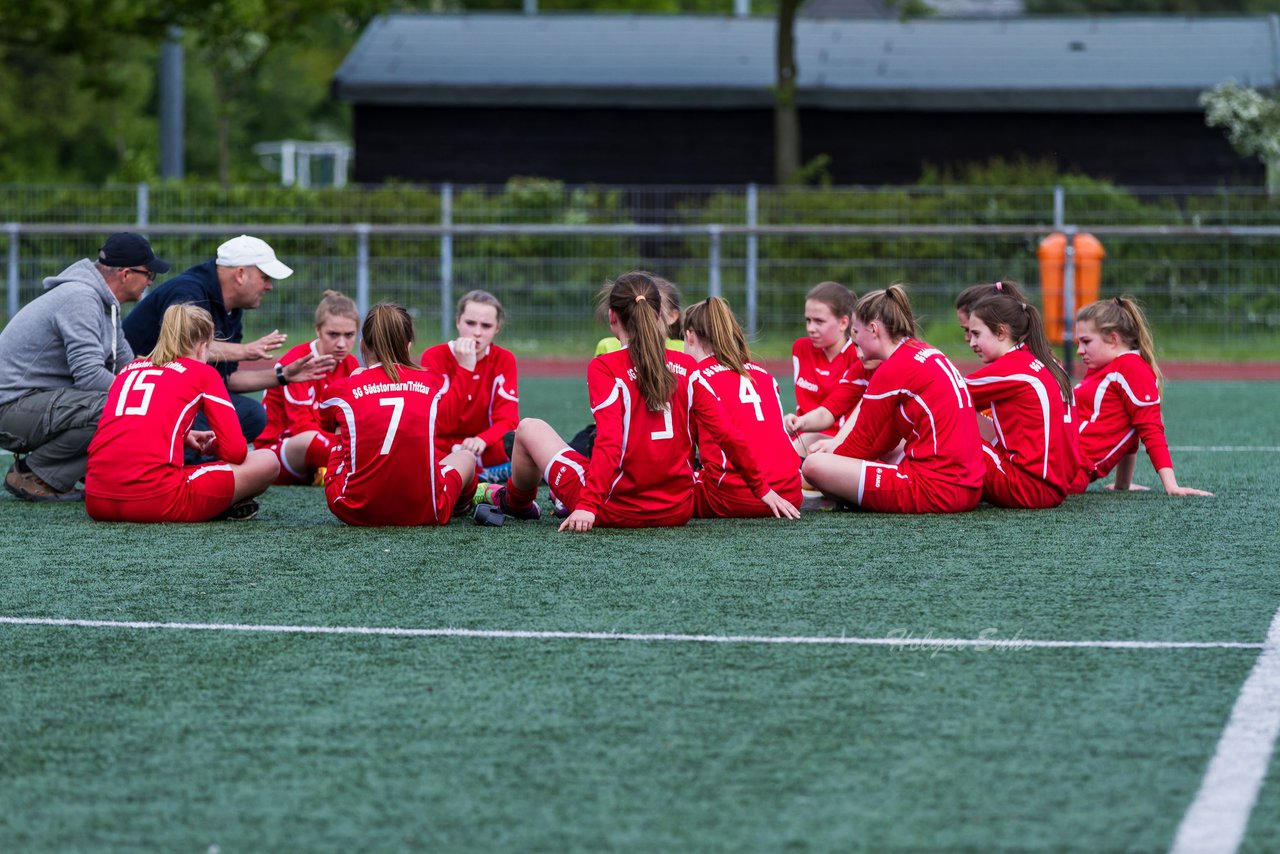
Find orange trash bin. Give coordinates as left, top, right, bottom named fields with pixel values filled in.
left=1038, top=232, right=1105, bottom=345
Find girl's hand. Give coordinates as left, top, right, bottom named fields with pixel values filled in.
left=559, top=509, right=596, bottom=533
left=451, top=338, right=479, bottom=371
left=1166, top=485, right=1215, bottom=497
left=184, top=430, right=216, bottom=454
left=783, top=412, right=803, bottom=436
left=760, top=490, right=801, bottom=519
left=808, top=437, right=837, bottom=455
left=460, top=436, right=486, bottom=455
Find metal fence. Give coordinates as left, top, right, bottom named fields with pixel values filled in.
left=3, top=183, right=1279, bottom=357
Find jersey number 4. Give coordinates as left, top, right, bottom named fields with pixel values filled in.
left=115, top=369, right=164, bottom=417
left=738, top=375, right=765, bottom=421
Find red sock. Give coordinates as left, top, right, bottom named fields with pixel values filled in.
left=453, top=472, right=480, bottom=514
left=503, top=477, right=537, bottom=511
left=305, top=433, right=331, bottom=470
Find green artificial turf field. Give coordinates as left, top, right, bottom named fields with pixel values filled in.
left=1, top=378, right=1278, bottom=851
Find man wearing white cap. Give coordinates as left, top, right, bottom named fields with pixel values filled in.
left=124, top=235, right=335, bottom=449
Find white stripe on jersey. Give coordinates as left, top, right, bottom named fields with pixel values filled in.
left=1090, top=370, right=1161, bottom=421
left=426, top=376, right=450, bottom=521
left=966, top=372, right=1053, bottom=479
left=544, top=448, right=587, bottom=489
left=918, top=347, right=973, bottom=410
left=318, top=397, right=359, bottom=474
left=591, top=378, right=632, bottom=503
left=170, top=393, right=218, bottom=462
left=864, top=389, right=938, bottom=456
left=188, top=463, right=233, bottom=481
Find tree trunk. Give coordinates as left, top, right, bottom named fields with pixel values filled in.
left=774, top=0, right=801, bottom=185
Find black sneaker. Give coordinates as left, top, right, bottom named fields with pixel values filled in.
left=216, top=498, right=260, bottom=521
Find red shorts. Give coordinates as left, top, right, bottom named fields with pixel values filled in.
left=85, top=464, right=237, bottom=523
left=980, top=446, right=1066, bottom=509
left=545, top=448, right=692, bottom=528
left=856, top=460, right=980, bottom=514
left=693, top=472, right=802, bottom=519
left=326, top=464, right=467, bottom=527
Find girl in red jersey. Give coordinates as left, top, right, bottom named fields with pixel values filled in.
left=317, top=303, right=479, bottom=527
left=477, top=272, right=797, bottom=532
left=85, top=305, right=278, bottom=522
left=257, top=290, right=361, bottom=485
left=683, top=296, right=803, bottom=518
left=420, top=290, right=520, bottom=476
left=964, top=291, right=1081, bottom=509
left=1070, top=297, right=1213, bottom=496
left=788, top=281, right=860, bottom=453
left=803, top=285, right=985, bottom=514
left=954, top=280, right=1029, bottom=349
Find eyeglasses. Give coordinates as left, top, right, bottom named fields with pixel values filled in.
left=125, top=267, right=157, bottom=283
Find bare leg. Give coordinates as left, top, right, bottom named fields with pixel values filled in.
left=441, top=448, right=477, bottom=488
left=282, top=430, right=319, bottom=476
left=801, top=453, right=867, bottom=505
left=232, top=449, right=280, bottom=502
left=510, top=418, right=572, bottom=491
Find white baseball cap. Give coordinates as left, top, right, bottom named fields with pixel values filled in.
left=216, top=234, right=294, bottom=280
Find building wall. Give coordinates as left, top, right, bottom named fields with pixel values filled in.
left=353, top=104, right=1259, bottom=186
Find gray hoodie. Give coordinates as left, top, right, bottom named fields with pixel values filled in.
left=0, top=259, right=134, bottom=406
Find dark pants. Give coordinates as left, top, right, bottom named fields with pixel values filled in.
left=0, top=388, right=109, bottom=491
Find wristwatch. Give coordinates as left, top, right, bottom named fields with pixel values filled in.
left=275, top=363, right=287, bottom=386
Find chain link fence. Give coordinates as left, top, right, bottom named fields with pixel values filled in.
left=3, top=182, right=1279, bottom=358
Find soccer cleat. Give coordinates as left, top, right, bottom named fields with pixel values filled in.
left=216, top=498, right=260, bottom=521
left=472, top=503, right=505, bottom=527
left=799, top=489, right=836, bottom=512
left=311, top=466, right=326, bottom=487
left=474, top=483, right=541, bottom=521
left=479, top=462, right=511, bottom=484
left=552, top=498, right=571, bottom=519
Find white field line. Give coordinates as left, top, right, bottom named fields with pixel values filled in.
left=0, top=616, right=1264, bottom=650
left=1170, top=605, right=1280, bottom=854
left=1169, top=446, right=1280, bottom=452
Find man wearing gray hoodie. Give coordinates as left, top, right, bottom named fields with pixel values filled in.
left=0, top=233, right=170, bottom=501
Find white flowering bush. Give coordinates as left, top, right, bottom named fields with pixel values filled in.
left=1201, top=81, right=1280, bottom=191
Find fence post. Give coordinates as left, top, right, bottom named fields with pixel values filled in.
left=1053, top=184, right=1064, bottom=230
left=708, top=224, right=722, bottom=298
left=6, top=223, right=18, bottom=322
left=745, top=183, right=758, bottom=335
left=136, top=182, right=150, bottom=228
left=1062, top=225, right=1077, bottom=375
left=355, top=224, right=371, bottom=332
left=441, top=183, right=454, bottom=342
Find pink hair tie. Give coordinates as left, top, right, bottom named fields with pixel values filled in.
left=995, top=281, right=1003, bottom=292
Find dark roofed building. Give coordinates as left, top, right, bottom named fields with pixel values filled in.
left=332, top=13, right=1277, bottom=185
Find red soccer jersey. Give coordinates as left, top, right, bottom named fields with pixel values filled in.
left=689, top=356, right=801, bottom=500
left=257, top=340, right=359, bottom=448
left=792, top=337, right=858, bottom=435
left=818, top=359, right=873, bottom=425
left=318, top=363, right=464, bottom=526
left=420, top=342, right=519, bottom=466
left=1073, top=351, right=1172, bottom=480
left=836, top=338, right=984, bottom=490
left=86, top=356, right=247, bottom=499
left=965, top=345, right=1081, bottom=494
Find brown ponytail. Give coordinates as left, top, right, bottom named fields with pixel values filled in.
left=361, top=303, right=416, bottom=383
left=971, top=294, right=1073, bottom=403
left=684, top=296, right=751, bottom=376
left=955, top=280, right=1029, bottom=316
left=854, top=283, right=917, bottom=341
left=601, top=272, right=676, bottom=411
left=1077, top=297, right=1163, bottom=392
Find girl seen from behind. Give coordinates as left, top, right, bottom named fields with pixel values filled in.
left=802, top=285, right=984, bottom=513
left=86, top=304, right=278, bottom=522
left=317, top=303, right=480, bottom=526
left=683, top=297, right=803, bottom=518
